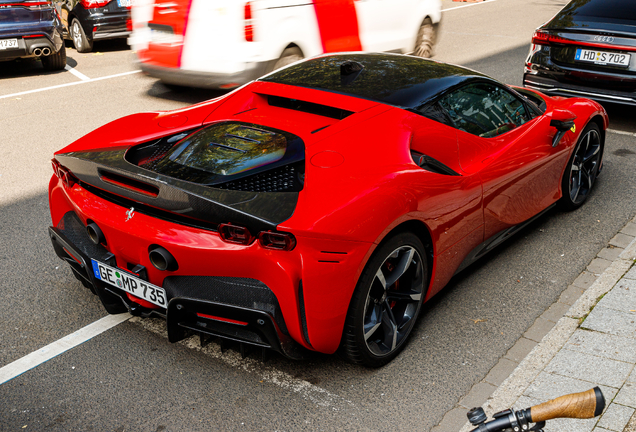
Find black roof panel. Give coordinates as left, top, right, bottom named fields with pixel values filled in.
left=260, top=53, right=487, bottom=111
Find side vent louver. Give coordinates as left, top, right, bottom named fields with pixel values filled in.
left=410, top=151, right=461, bottom=176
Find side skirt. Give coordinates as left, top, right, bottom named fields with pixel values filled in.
left=454, top=204, right=556, bottom=275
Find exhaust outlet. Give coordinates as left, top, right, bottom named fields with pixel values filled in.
left=149, top=246, right=178, bottom=271
left=33, top=48, right=42, bottom=56
left=86, top=223, right=106, bottom=245
left=42, top=47, right=51, bottom=56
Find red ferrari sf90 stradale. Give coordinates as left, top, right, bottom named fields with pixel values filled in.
left=48, top=53, right=607, bottom=367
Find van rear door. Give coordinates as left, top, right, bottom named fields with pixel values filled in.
left=141, top=0, right=192, bottom=68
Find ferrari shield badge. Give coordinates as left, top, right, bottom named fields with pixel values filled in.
left=570, top=124, right=576, bottom=133
left=125, top=207, right=135, bottom=222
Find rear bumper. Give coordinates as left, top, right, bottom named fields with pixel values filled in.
left=524, top=49, right=636, bottom=106
left=524, top=73, right=636, bottom=106
left=49, top=211, right=306, bottom=359
left=71, top=5, right=130, bottom=41
left=139, top=59, right=272, bottom=89
left=0, top=31, right=63, bottom=61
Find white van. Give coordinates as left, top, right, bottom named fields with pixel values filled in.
left=129, top=0, right=442, bottom=89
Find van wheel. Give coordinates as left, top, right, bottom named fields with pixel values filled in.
left=270, top=47, right=303, bottom=72
left=413, top=17, right=436, bottom=58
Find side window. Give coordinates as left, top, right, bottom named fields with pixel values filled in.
left=438, top=83, right=531, bottom=138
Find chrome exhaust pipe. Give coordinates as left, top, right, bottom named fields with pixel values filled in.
left=42, top=47, right=51, bottom=56
left=33, top=48, right=42, bottom=56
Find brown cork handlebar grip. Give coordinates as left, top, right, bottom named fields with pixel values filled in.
left=530, top=387, right=605, bottom=422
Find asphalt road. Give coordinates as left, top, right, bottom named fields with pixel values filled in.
left=1, top=0, right=635, bottom=430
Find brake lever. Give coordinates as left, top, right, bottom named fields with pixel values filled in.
left=529, top=421, right=546, bottom=431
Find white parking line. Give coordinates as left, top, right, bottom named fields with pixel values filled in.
left=443, top=0, right=498, bottom=12
left=607, top=128, right=636, bottom=137
left=0, top=70, right=141, bottom=100
left=64, top=64, right=91, bottom=82
left=0, top=313, right=131, bottom=385
left=133, top=317, right=354, bottom=410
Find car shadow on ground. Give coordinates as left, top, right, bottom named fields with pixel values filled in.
left=0, top=57, right=66, bottom=79
left=146, top=80, right=227, bottom=104
left=603, top=103, right=636, bottom=134
left=65, top=37, right=130, bottom=54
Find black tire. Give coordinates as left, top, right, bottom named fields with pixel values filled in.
left=71, top=18, right=93, bottom=53
left=339, top=232, right=428, bottom=367
left=268, top=47, right=303, bottom=73
left=41, top=44, right=67, bottom=71
left=559, top=122, right=603, bottom=211
left=413, top=17, right=437, bottom=58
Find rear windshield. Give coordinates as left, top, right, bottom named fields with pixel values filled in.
left=558, top=0, right=636, bottom=23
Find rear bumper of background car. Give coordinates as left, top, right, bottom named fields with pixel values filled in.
left=524, top=49, right=636, bottom=106
left=524, top=73, right=636, bottom=106
left=0, top=29, right=63, bottom=61
left=73, top=6, right=130, bottom=41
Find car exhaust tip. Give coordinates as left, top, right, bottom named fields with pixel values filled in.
left=42, top=47, right=51, bottom=56
left=149, top=246, right=178, bottom=271
left=33, top=48, right=42, bottom=56
left=86, top=223, right=106, bottom=245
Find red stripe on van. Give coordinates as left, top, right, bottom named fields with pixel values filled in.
left=140, top=0, right=193, bottom=69
left=313, top=0, right=362, bottom=52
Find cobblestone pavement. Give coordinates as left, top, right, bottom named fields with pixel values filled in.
left=433, top=215, right=636, bottom=432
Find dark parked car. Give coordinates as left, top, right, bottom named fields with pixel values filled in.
left=53, top=0, right=131, bottom=53
left=524, top=0, right=636, bottom=106
left=0, top=0, right=66, bottom=70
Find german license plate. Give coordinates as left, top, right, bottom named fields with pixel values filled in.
left=575, top=49, right=631, bottom=67
left=0, top=39, right=18, bottom=50
left=91, top=259, right=167, bottom=307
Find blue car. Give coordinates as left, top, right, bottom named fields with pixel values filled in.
left=0, top=0, right=66, bottom=70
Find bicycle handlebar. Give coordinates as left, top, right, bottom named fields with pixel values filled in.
left=468, top=387, right=605, bottom=432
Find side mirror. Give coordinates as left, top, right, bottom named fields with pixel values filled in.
left=549, top=109, right=577, bottom=147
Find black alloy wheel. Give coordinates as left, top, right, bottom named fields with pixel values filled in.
left=340, top=232, right=427, bottom=367
left=560, top=122, right=603, bottom=211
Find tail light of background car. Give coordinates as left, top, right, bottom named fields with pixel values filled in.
left=4, top=1, right=51, bottom=9
left=244, top=2, right=253, bottom=42
left=258, top=231, right=296, bottom=251
left=531, top=30, right=636, bottom=52
left=218, top=223, right=254, bottom=245
left=51, top=159, right=78, bottom=189
left=79, top=0, right=111, bottom=8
